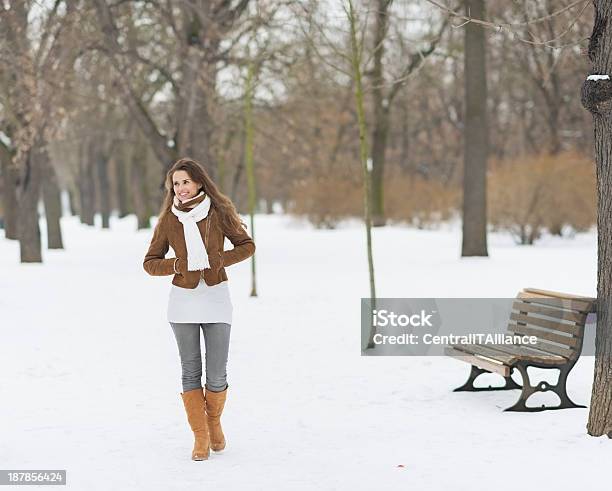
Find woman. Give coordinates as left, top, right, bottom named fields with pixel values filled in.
left=143, top=157, right=255, bottom=461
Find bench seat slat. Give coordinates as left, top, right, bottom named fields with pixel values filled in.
left=452, top=343, right=567, bottom=365
left=444, top=347, right=511, bottom=377
left=475, top=343, right=568, bottom=364
left=449, top=343, right=517, bottom=364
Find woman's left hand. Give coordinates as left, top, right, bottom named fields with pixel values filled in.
left=207, top=251, right=224, bottom=272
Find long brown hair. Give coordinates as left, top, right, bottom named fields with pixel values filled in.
left=158, top=157, right=247, bottom=232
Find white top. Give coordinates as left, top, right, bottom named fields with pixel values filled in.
left=167, top=278, right=233, bottom=324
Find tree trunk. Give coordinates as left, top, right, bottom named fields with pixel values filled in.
left=581, top=1, right=612, bottom=438
left=370, top=109, right=389, bottom=227
left=369, top=0, right=391, bottom=227
left=0, top=144, right=18, bottom=240
left=18, top=150, right=42, bottom=262
left=461, top=0, right=489, bottom=257
left=548, top=103, right=561, bottom=155
left=40, top=146, right=64, bottom=249
left=400, top=103, right=411, bottom=172
left=95, top=149, right=111, bottom=229
left=370, top=108, right=389, bottom=227
left=231, top=127, right=246, bottom=203
left=244, top=60, right=258, bottom=298
left=68, top=187, right=78, bottom=216
left=79, top=143, right=95, bottom=226
left=217, top=126, right=237, bottom=195
left=130, top=145, right=151, bottom=230
left=115, top=151, right=132, bottom=218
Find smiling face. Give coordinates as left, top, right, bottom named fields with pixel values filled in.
left=172, top=170, right=202, bottom=202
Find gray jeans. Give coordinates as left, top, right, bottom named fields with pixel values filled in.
left=170, top=322, right=231, bottom=393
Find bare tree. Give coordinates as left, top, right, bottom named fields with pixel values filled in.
left=0, top=0, right=78, bottom=260
left=581, top=0, right=612, bottom=438
left=92, top=0, right=253, bottom=173
left=368, top=0, right=448, bottom=226
left=344, top=0, right=377, bottom=348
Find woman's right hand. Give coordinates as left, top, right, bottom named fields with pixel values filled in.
left=174, top=258, right=187, bottom=276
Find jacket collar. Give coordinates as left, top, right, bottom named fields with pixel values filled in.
left=173, top=191, right=206, bottom=212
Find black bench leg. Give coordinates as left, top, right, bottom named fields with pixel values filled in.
left=454, top=364, right=522, bottom=392
left=504, top=363, right=586, bottom=412
left=555, top=364, right=587, bottom=410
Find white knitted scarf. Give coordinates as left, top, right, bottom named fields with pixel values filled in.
left=170, top=191, right=211, bottom=270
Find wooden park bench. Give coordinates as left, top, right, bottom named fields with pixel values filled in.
left=445, top=288, right=596, bottom=412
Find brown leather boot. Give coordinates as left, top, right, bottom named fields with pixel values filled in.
left=204, top=386, right=227, bottom=452
left=180, top=387, right=210, bottom=461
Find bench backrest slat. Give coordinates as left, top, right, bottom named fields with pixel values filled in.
left=517, top=291, right=593, bottom=314
left=506, top=289, right=595, bottom=360
left=508, top=323, right=579, bottom=348
left=509, top=301, right=586, bottom=324
left=509, top=311, right=582, bottom=336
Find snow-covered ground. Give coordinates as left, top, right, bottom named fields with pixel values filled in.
left=0, top=213, right=609, bottom=491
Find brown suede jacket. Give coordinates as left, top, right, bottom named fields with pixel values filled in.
left=143, top=205, right=255, bottom=288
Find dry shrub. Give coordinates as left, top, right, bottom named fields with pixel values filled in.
left=488, top=151, right=595, bottom=244
left=385, top=171, right=459, bottom=228
left=288, top=166, right=460, bottom=229
left=287, top=170, right=362, bottom=229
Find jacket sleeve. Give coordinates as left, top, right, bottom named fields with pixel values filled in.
left=143, top=217, right=176, bottom=276
left=219, top=214, right=256, bottom=268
